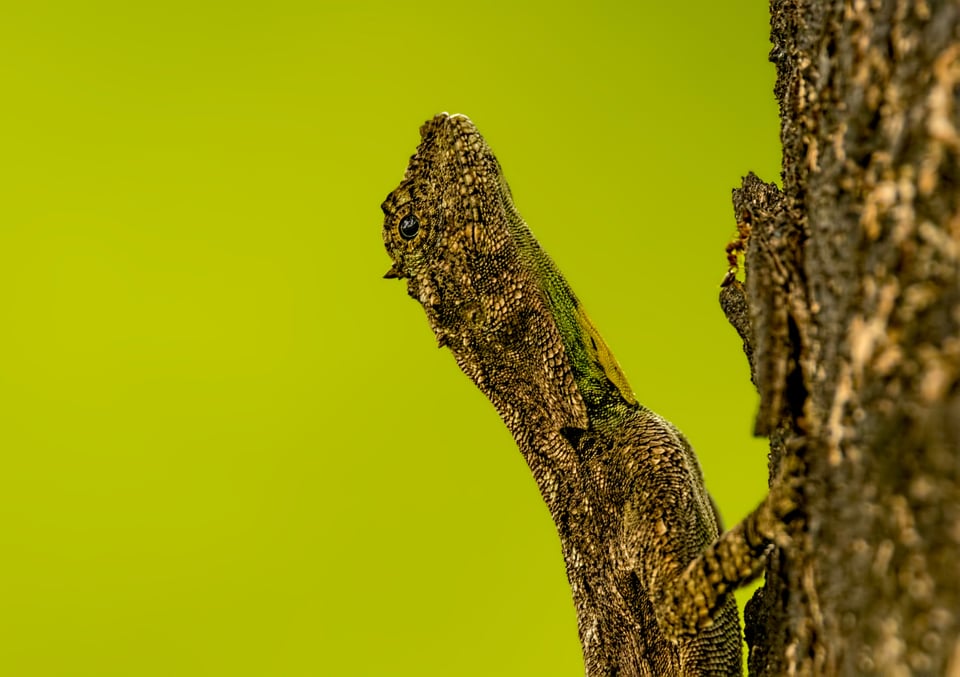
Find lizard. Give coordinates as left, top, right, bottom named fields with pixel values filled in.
left=381, top=113, right=795, bottom=675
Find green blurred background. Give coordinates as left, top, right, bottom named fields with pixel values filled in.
left=1, top=2, right=779, bottom=675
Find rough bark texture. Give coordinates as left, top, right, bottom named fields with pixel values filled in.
left=737, top=1, right=960, bottom=674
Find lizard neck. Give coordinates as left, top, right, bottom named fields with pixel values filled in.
left=504, top=207, right=638, bottom=421
left=440, top=205, right=639, bottom=466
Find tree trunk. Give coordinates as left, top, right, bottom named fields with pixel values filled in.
left=733, top=1, right=960, bottom=674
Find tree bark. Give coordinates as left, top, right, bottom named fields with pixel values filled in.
left=733, top=1, right=960, bottom=674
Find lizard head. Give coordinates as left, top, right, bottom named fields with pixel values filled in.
left=381, top=113, right=636, bottom=422
left=380, top=112, right=518, bottom=348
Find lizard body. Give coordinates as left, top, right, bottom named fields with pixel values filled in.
left=381, top=113, right=756, bottom=675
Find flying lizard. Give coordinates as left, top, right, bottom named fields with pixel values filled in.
left=381, top=113, right=792, bottom=675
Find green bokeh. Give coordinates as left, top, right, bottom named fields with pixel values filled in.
left=1, top=2, right=779, bottom=675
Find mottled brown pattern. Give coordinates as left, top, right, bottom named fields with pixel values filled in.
left=381, top=114, right=787, bottom=675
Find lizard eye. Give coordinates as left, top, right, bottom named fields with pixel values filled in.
left=398, top=214, right=420, bottom=240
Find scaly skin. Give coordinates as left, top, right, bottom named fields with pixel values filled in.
left=381, top=113, right=752, bottom=675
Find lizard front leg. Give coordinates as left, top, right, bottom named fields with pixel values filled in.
left=654, top=447, right=806, bottom=640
